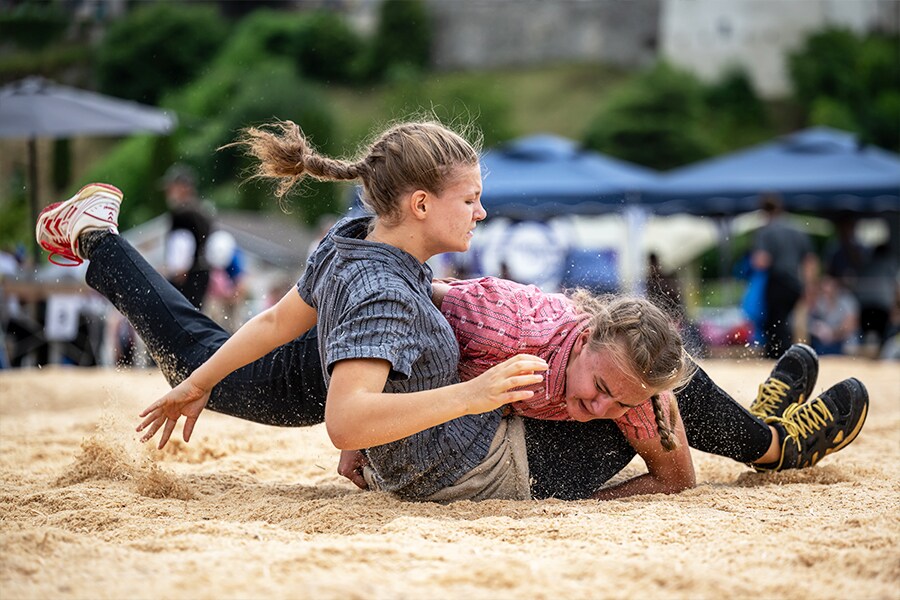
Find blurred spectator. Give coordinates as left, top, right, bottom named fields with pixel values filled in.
left=163, top=164, right=212, bottom=309
left=204, top=230, right=247, bottom=333
left=751, top=193, right=817, bottom=358
left=499, top=260, right=514, bottom=283
left=0, top=247, right=22, bottom=368
left=647, top=252, right=706, bottom=357
left=263, top=276, right=294, bottom=311
left=646, top=252, right=684, bottom=320
left=879, top=276, right=900, bottom=360
left=807, top=275, right=860, bottom=356
left=855, top=242, right=899, bottom=354
left=823, top=214, right=868, bottom=286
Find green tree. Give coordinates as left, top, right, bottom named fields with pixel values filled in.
left=293, top=11, right=365, bottom=83
left=0, top=170, right=29, bottom=251
left=788, top=27, right=900, bottom=150
left=367, top=0, right=432, bottom=79
left=95, top=3, right=228, bottom=105
left=705, top=66, right=768, bottom=127
left=171, top=61, right=339, bottom=226
left=583, top=62, right=715, bottom=170
left=0, top=0, right=67, bottom=51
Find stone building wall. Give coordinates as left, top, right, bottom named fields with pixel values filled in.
left=426, top=0, right=661, bottom=70
left=660, top=0, right=899, bottom=98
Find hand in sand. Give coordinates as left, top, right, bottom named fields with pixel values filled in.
left=338, top=450, right=370, bottom=490
left=137, top=378, right=211, bottom=449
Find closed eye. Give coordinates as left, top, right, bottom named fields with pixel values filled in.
left=594, top=380, right=611, bottom=396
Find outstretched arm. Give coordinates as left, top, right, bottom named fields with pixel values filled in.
left=137, top=288, right=317, bottom=448
left=591, top=407, right=695, bottom=501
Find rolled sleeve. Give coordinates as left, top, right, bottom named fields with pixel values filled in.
left=326, top=288, right=421, bottom=380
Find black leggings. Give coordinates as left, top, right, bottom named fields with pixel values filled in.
left=86, top=233, right=771, bottom=500
left=87, top=233, right=325, bottom=426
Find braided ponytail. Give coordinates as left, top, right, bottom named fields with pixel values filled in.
left=226, top=120, right=363, bottom=208
left=229, top=117, right=479, bottom=224
left=651, top=393, right=679, bottom=452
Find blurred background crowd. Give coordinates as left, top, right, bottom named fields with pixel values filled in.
left=0, top=0, right=898, bottom=368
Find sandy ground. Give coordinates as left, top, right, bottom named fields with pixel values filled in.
left=1, top=357, right=898, bottom=600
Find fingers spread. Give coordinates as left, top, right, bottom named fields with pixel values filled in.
left=159, top=419, right=177, bottom=450
left=140, top=418, right=164, bottom=443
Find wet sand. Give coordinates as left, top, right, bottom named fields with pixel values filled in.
left=1, top=357, right=898, bottom=600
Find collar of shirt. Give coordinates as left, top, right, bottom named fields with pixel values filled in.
left=331, top=216, right=434, bottom=289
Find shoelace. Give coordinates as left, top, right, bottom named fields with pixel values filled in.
left=773, top=397, right=834, bottom=441
left=752, top=378, right=792, bottom=416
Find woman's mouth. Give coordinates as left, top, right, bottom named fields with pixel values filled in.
left=566, top=397, right=594, bottom=421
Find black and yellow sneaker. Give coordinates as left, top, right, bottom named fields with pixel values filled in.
left=755, top=377, right=869, bottom=471
left=749, top=343, right=818, bottom=420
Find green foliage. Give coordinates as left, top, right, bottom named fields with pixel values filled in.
left=212, top=9, right=364, bottom=84
left=705, top=66, right=767, bottom=127
left=808, top=96, right=859, bottom=132
left=79, top=135, right=170, bottom=229
left=788, top=27, right=900, bottom=150
left=0, top=169, right=29, bottom=251
left=0, top=1, right=67, bottom=50
left=583, top=62, right=716, bottom=170
left=171, top=61, right=340, bottom=226
left=368, top=0, right=432, bottom=79
left=95, top=3, right=228, bottom=105
left=384, top=76, right=515, bottom=148
left=788, top=28, right=861, bottom=106
left=293, top=11, right=366, bottom=83
left=0, top=42, right=90, bottom=81
left=701, top=66, right=774, bottom=151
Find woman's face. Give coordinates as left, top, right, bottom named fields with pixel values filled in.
left=422, top=164, right=486, bottom=255
left=563, top=331, right=653, bottom=422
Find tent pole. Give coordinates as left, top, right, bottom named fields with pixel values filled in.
left=27, top=137, right=40, bottom=267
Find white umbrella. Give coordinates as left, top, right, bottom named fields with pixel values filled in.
left=0, top=76, right=177, bottom=262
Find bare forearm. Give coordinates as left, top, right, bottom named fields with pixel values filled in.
left=326, top=354, right=546, bottom=450
left=187, top=288, right=316, bottom=390
left=591, top=472, right=694, bottom=501
left=326, top=384, right=472, bottom=449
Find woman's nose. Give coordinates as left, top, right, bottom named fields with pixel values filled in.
left=475, top=201, right=487, bottom=221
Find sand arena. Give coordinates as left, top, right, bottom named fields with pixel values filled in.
left=1, top=357, right=898, bottom=599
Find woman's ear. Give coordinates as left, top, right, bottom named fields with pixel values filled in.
left=410, top=190, right=429, bottom=220
left=573, top=328, right=590, bottom=354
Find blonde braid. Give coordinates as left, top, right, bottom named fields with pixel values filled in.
left=651, top=393, right=679, bottom=452
left=224, top=120, right=365, bottom=208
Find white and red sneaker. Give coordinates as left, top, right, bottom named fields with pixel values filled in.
left=36, top=183, right=123, bottom=266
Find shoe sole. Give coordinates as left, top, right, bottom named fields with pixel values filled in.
left=824, top=377, right=869, bottom=459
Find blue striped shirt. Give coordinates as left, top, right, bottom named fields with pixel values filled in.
left=297, top=216, right=501, bottom=498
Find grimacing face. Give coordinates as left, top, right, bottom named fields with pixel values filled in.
left=421, top=164, right=485, bottom=255
left=563, top=330, right=654, bottom=422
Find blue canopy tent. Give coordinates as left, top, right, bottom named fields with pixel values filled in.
left=643, top=127, right=900, bottom=216
left=479, top=134, right=659, bottom=219
left=468, top=134, right=662, bottom=292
